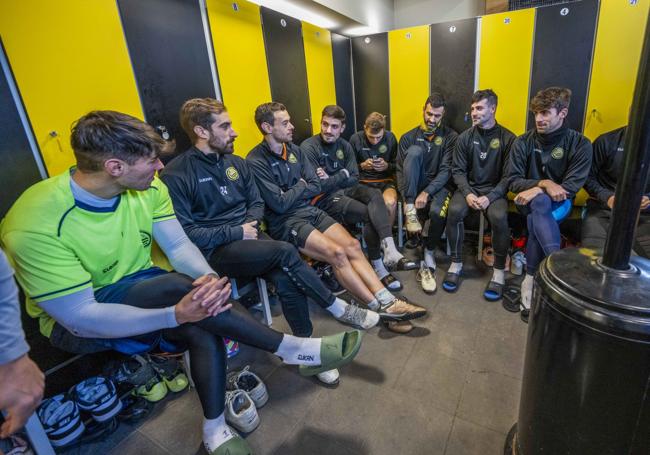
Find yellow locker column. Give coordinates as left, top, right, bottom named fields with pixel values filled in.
left=478, top=9, right=535, bottom=136
left=388, top=26, right=429, bottom=139
left=206, top=0, right=272, bottom=157
left=302, top=22, right=337, bottom=134
left=584, top=0, right=650, bottom=141
left=0, top=0, right=143, bottom=176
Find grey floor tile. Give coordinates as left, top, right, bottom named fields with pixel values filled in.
left=271, top=425, right=367, bottom=455
left=456, top=369, right=521, bottom=434
left=262, top=364, right=326, bottom=422
left=470, top=329, right=526, bottom=380
left=108, top=431, right=172, bottom=455
left=245, top=406, right=298, bottom=455
left=445, top=417, right=506, bottom=455
left=415, top=316, right=481, bottom=363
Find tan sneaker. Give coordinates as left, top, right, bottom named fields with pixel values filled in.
left=416, top=264, right=437, bottom=294
left=386, top=321, right=414, bottom=334
left=405, top=208, right=422, bottom=233
left=378, top=297, right=427, bottom=322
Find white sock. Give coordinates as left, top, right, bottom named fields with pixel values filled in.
left=492, top=268, right=505, bottom=285
left=274, top=335, right=321, bottom=365
left=405, top=203, right=415, bottom=213
left=325, top=297, right=348, bottom=318
left=368, top=298, right=380, bottom=311
left=424, top=248, right=436, bottom=270
left=521, top=274, right=534, bottom=310
left=381, top=237, right=403, bottom=265
left=448, top=261, right=463, bottom=274
left=203, top=413, right=236, bottom=452
left=374, top=288, right=395, bottom=306
left=371, top=258, right=390, bottom=279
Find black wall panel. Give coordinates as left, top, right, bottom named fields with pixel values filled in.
left=351, top=33, right=390, bottom=132
left=527, top=0, right=599, bottom=131
left=331, top=32, right=355, bottom=139
left=261, top=7, right=312, bottom=144
left=430, top=18, right=477, bottom=134
left=118, top=0, right=217, bottom=159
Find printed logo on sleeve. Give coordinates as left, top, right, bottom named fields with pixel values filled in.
left=225, top=166, right=239, bottom=181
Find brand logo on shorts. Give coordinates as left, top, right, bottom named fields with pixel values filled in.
left=336, top=149, right=344, bottom=160
left=551, top=147, right=564, bottom=160
left=225, top=166, right=239, bottom=181
left=490, top=138, right=500, bottom=149
left=434, top=137, right=443, bottom=146
left=140, top=230, right=152, bottom=247
left=288, top=153, right=298, bottom=164
left=378, top=144, right=388, bottom=154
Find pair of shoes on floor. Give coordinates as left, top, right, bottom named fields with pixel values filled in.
left=368, top=296, right=427, bottom=323
left=225, top=366, right=269, bottom=434
left=417, top=263, right=437, bottom=294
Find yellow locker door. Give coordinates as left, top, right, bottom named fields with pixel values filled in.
left=303, top=22, right=337, bottom=134
left=0, top=0, right=143, bottom=175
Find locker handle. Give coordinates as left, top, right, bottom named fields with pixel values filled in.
left=304, top=118, right=310, bottom=123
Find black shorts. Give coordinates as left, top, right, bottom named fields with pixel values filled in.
left=272, top=206, right=337, bottom=248
left=360, top=180, right=396, bottom=193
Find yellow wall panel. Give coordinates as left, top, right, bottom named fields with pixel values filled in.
left=0, top=0, right=143, bottom=176
left=302, top=22, right=337, bottom=134
left=207, top=0, right=272, bottom=156
left=478, top=9, right=535, bottom=135
left=583, top=0, right=649, bottom=140
left=388, top=26, right=430, bottom=139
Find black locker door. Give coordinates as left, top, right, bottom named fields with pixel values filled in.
left=118, top=0, right=217, bottom=159
left=331, top=32, right=355, bottom=139
left=430, top=18, right=477, bottom=134
left=351, top=33, right=390, bottom=132
left=527, top=0, right=599, bottom=131
left=260, top=7, right=312, bottom=144
left=0, top=41, right=44, bottom=218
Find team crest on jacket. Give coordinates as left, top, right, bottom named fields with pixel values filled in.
left=336, top=149, right=344, bottom=160
left=378, top=144, right=387, bottom=154
left=551, top=147, right=564, bottom=160
left=489, top=138, right=500, bottom=149
left=226, top=166, right=239, bottom=181
left=288, top=153, right=298, bottom=164
left=434, top=136, right=443, bottom=146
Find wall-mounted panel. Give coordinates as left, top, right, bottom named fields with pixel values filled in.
left=0, top=0, right=143, bottom=175
left=478, top=9, right=535, bottom=135
left=528, top=0, right=599, bottom=132
left=118, top=0, right=217, bottom=159
left=331, top=33, right=355, bottom=139
left=351, top=33, right=391, bottom=132
left=303, top=22, right=337, bottom=137
left=583, top=0, right=649, bottom=140
left=207, top=0, right=271, bottom=156
left=430, top=18, right=477, bottom=134
left=389, top=25, right=430, bottom=139
left=261, top=7, right=312, bottom=144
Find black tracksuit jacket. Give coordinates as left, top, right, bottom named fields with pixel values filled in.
left=348, top=130, right=398, bottom=181
left=300, top=134, right=358, bottom=196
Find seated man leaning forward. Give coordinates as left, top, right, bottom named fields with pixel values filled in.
left=582, top=125, right=650, bottom=257
left=161, top=98, right=378, bottom=386
left=0, top=111, right=362, bottom=455
left=300, top=105, right=417, bottom=292
left=443, top=89, right=516, bottom=300
left=246, top=102, right=426, bottom=334
left=509, top=87, right=592, bottom=323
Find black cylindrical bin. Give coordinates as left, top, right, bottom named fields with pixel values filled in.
left=506, top=249, right=650, bottom=454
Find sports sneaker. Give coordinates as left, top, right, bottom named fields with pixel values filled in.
left=511, top=251, right=526, bottom=276
left=417, top=264, right=437, bottom=294
left=335, top=302, right=380, bottom=329
left=405, top=208, right=422, bottom=233
left=70, top=376, right=123, bottom=422
left=227, top=366, right=269, bottom=408
left=224, top=390, right=260, bottom=434
left=316, top=368, right=340, bottom=387
left=315, top=263, right=346, bottom=295
left=371, top=297, right=427, bottom=322
left=109, top=355, right=168, bottom=402
left=386, top=320, right=414, bottom=334
left=38, top=394, right=85, bottom=447
left=147, top=354, right=189, bottom=393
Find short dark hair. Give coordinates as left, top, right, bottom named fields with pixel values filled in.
left=530, top=87, right=571, bottom=113
left=322, top=105, right=346, bottom=123
left=471, top=89, right=498, bottom=107
left=364, top=112, right=386, bottom=134
left=70, top=111, right=167, bottom=172
left=254, top=102, right=287, bottom=133
left=424, top=92, right=446, bottom=110
left=180, top=98, right=227, bottom=143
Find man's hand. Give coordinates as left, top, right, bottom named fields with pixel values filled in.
left=316, top=168, right=329, bottom=180
left=476, top=196, right=490, bottom=210
left=0, top=355, right=44, bottom=438
left=242, top=220, right=258, bottom=240
left=607, top=195, right=615, bottom=210
left=415, top=191, right=430, bottom=209
left=360, top=159, right=374, bottom=171
left=372, top=158, right=388, bottom=172
left=641, top=195, right=650, bottom=211
left=539, top=180, right=568, bottom=202
left=175, top=275, right=232, bottom=323
left=465, top=193, right=480, bottom=210
left=515, top=187, right=544, bottom=205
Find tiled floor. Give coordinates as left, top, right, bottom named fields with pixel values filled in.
left=65, top=250, right=529, bottom=455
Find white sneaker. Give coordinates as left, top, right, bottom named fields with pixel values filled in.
left=335, top=303, right=380, bottom=330
left=226, top=366, right=268, bottom=408
left=224, top=390, right=260, bottom=433
left=417, top=264, right=437, bottom=294
left=405, top=208, right=422, bottom=233
left=316, top=369, right=340, bottom=387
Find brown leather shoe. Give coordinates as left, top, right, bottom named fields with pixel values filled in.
left=378, top=297, right=427, bottom=322
left=386, top=321, right=414, bottom=334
